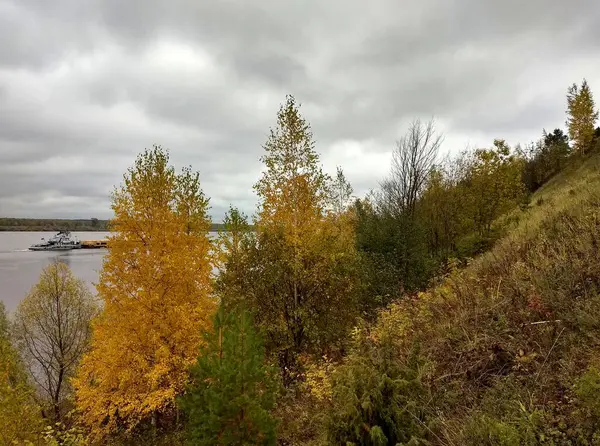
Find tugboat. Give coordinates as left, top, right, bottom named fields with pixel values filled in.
left=29, top=231, right=82, bottom=251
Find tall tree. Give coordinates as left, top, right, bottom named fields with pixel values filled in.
left=215, top=206, right=252, bottom=310
left=0, top=302, right=44, bottom=445
left=419, top=165, right=465, bottom=257
left=179, top=306, right=278, bottom=445
left=221, top=96, right=359, bottom=385
left=355, top=119, right=442, bottom=301
left=12, top=261, right=98, bottom=422
left=331, top=166, right=354, bottom=215
left=566, top=79, right=599, bottom=154
left=73, top=146, right=215, bottom=438
left=254, top=95, right=330, bottom=233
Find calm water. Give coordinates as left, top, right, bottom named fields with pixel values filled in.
left=0, top=232, right=110, bottom=313
left=0, top=231, right=220, bottom=313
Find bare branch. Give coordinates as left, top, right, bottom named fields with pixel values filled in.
left=11, top=260, right=98, bottom=421
left=380, top=118, right=443, bottom=217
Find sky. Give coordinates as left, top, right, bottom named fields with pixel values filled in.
left=1, top=0, right=599, bottom=221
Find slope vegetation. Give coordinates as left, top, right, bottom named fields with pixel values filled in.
left=328, top=152, right=600, bottom=445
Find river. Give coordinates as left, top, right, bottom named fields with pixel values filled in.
left=0, top=232, right=109, bottom=312
left=0, top=231, right=218, bottom=313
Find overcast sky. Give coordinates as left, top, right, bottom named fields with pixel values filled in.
left=1, top=0, right=599, bottom=221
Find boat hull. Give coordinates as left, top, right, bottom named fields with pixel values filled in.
left=29, top=245, right=81, bottom=251
left=28, top=230, right=82, bottom=251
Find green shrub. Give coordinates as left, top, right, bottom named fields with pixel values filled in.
left=327, top=325, right=429, bottom=446
left=41, top=423, right=86, bottom=446
left=572, top=366, right=600, bottom=442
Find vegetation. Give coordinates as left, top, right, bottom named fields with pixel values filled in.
left=0, top=302, right=45, bottom=445
left=216, top=95, right=360, bottom=387
left=566, top=79, right=599, bottom=154
left=72, top=147, right=216, bottom=440
left=12, top=261, right=98, bottom=422
left=521, top=128, right=571, bottom=193
left=2, top=79, right=600, bottom=445
left=179, top=306, right=278, bottom=445
left=0, top=218, right=110, bottom=232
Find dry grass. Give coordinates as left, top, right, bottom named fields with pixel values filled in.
left=369, top=152, right=600, bottom=444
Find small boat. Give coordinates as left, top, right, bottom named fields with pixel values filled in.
left=29, top=231, right=82, bottom=251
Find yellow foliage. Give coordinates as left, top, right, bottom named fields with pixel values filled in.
left=239, top=95, right=360, bottom=385
left=73, top=147, right=215, bottom=438
left=0, top=358, right=44, bottom=446
left=302, top=355, right=335, bottom=402
left=567, top=79, right=598, bottom=154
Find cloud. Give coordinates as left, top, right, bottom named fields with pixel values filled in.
left=1, top=0, right=599, bottom=220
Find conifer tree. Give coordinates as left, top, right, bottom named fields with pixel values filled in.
left=179, top=306, right=277, bottom=446
left=73, top=146, right=215, bottom=438
left=215, top=206, right=252, bottom=309
left=567, top=79, right=599, bottom=154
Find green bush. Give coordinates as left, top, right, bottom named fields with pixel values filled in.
left=327, top=325, right=429, bottom=446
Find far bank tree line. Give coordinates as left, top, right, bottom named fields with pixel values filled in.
left=0, top=218, right=230, bottom=233
left=1, top=79, right=599, bottom=445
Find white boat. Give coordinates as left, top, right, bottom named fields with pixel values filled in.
left=29, top=231, right=82, bottom=251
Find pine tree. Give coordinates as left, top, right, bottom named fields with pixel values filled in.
left=567, top=79, right=599, bottom=154
left=215, top=206, right=252, bottom=309
left=73, top=146, right=215, bottom=438
left=179, top=306, right=278, bottom=445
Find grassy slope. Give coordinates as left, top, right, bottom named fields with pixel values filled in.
left=375, top=152, right=600, bottom=444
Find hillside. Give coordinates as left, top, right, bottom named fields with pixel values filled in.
left=328, top=152, right=600, bottom=445
left=3, top=91, right=599, bottom=445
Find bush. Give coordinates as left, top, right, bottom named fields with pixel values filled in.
left=42, top=423, right=86, bottom=446
left=327, top=325, right=429, bottom=446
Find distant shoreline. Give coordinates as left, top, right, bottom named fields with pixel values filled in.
left=0, top=218, right=227, bottom=232
left=0, top=228, right=110, bottom=232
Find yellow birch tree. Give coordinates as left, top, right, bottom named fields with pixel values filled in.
left=73, top=146, right=215, bottom=438
left=567, top=79, right=599, bottom=154
left=219, top=96, right=360, bottom=386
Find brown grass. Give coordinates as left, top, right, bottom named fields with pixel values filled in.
left=369, top=152, right=600, bottom=444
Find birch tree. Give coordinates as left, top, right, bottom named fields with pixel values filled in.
left=12, top=261, right=97, bottom=422
left=73, top=146, right=215, bottom=438
left=567, top=79, right=599, bottom=154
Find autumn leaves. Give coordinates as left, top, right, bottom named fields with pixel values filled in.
left=67, top=95, right=359, bottom=440
left=73, top=148, right=215, bottom=437
left=3, top=80, right=598, bottom=444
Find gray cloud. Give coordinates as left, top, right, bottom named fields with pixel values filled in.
left=1, top=0, right=599, bottom=220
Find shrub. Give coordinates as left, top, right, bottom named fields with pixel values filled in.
left=327, top=325, right=429, bottom=446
